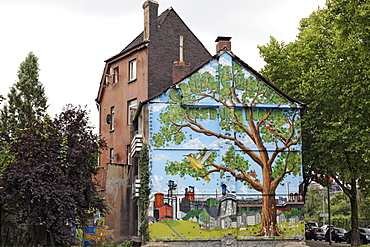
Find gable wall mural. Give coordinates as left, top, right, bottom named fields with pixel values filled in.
left=146, top=53, right=304, bottom=241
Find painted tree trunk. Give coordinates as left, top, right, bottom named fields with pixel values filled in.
left=257, top=189, right=279, bottom=236
left=256, top=160, right=280, bottom=236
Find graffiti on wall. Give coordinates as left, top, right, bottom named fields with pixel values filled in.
left=84, top=226, right=114, bottom=246
left=148, top=53, right=304, bottom=240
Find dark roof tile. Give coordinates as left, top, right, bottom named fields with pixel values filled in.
left=105, top=8, right=173, bottom=62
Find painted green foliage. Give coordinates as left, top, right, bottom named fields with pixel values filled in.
left=153, top=57, right=301, bottom=184
left=152, top=54, right=302, bottom=236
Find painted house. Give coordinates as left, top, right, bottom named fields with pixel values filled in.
left=246, top=212, right=262, bottom=226
left=288, top=215, right=300, bottom=224
left=277, top=211, right=287, bottom=224
left=133, top=37, right=306, bottom=241
left=217, top=216, right=233, bottom=230
left=95, top=0, right=211, bottom=241
left=198, top=208, right=217, bottom=230
left=236, top=212, right=247, bottom=227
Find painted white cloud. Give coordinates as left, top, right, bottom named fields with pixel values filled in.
left=150, top=104, right=165, bottom=112
left=242, top=68, right=252, bottom=79
left=183, top=137, right=206, bottom=149
left=152, top=153, right=170, bottom=161
left=209, top=136, right=254, bottom=148
left=242, top=135, right=254, bottom=145
left=236, top=92, right=254, bottom=104
left=198, top=60, right=218, bottom=76
left=219, top=56, right=232, bottom=67
left=152, top=175, right=164, bottom=190
left=228, top=184, right=236, bottom=192
left=210, top=139, right=231, bottom=148
left=239, top=186, right=249, bottom=196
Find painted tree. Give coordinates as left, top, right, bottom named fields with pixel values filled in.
left=258, top=0, right=370, bottom=245
left=152, top=55, right=303, bottom=236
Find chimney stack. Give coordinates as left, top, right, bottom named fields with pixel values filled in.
left=173, top=36, right=191, bottom=82
left=143, top=0, right=159, bottom=40
left=215, top=36, right=232, bottom=53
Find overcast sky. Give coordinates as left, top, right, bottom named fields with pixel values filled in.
left=0, top=0, right=326, bottom=129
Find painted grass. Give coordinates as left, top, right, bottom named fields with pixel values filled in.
left=149, top=220, right=304, bottom=241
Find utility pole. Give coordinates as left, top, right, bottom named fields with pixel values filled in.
left=322, top=190, right=325, bottom=226
left=327, top=179, right=331, bottom=245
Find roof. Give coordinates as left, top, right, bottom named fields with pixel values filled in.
left=206, top=206, right=219, bottom=218
left=246, top=212, right=260, bottom=216
left=97, top=6, right=211, bottom=103
left=231, top=51, right=306, bottom=107
left=104, top=33, right=146, bottom=63
left=104, top=8, right=172, bottom=63
left=134, top=50, right=306, bottom=122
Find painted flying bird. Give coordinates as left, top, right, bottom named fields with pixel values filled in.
left=183, top=150, right=213, bottom=181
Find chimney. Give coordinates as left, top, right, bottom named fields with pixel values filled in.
left=173, top=63, right=191, bottom=82
left=143, top=0, right=159, bottom=40
left=215, top=36, right=232, bottom=53
left=173, top=36, right=191, bottom=82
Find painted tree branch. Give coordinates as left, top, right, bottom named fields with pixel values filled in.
left=205, top=163, right=263, bottom=192
left=272, top=157, right=296, bottom=190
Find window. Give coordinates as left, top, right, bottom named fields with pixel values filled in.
left=126, top=145, right=131, bottom=165
left=128, top=99, right=137, bottom=125
left=113, top=67, right=119, bottom=84
left=110, top=148, right=114, bottom=163
left=129, top=59, right=136, bottom=81
left=105, top=73, right=109, bottom=86
left=110, top=106, right=115, bottom=131
left=138, top=113, right=143, bottom=135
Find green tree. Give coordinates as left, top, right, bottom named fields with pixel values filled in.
left=199, top=209, right=211, bottom=229
left=138, top=144, right=150, bottom=244
left=152, top=59, right=303, bottom=236
left=0, top=52, right=48, bottom=142
left=0, top=52, right=48, bottom=245
left=284, top=208, right=303, bottom=220
left=1, top=105, right=106, bottom=246
left=258, top=0, right=370, bottom=245
left=303, top=187, right=326, bottom=224
left=359, top=195, right=370, bottom=220
left=183, top=209, right=201, bottom=221
left=52, top=104, right=107, bottom=244
left=331, top=191, right=350, bottom=217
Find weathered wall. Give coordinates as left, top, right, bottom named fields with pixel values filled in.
left=144, top=237, right=305, bottom=247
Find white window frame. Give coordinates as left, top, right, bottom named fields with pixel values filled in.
left=129, top=59, right=137, bottom=81
left=110, top=106, right=115, bottom=131
left=113, top=67, right=119, bottom=84
left=126, top=145, right=131, bottom=165
left=128, top=99, right=137, bottom=125
left=110, top=148, right=114, bottom=163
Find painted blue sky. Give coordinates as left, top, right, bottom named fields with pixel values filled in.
left=148, top=53, right=303, bottom=200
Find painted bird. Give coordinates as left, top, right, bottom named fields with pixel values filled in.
left=183, top=150, right=212, bottom=181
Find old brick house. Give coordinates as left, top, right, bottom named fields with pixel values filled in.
left=95, top=0, right=211, bottom=241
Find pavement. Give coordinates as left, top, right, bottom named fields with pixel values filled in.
left=143, top=240, right=359, bottom=247
left=306, top=240, right=351, bottom=247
